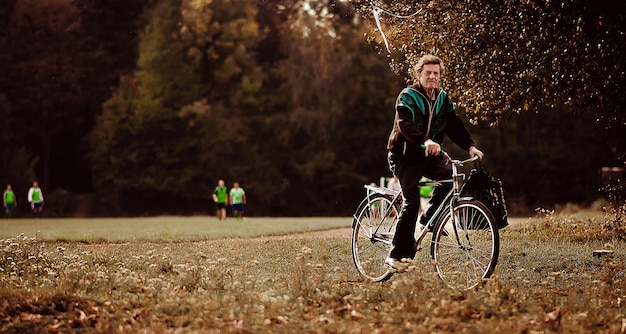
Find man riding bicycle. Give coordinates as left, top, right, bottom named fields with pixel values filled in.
left=385, top=54, right=483, bottom=269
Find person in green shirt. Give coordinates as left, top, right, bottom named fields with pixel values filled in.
left=419, top=176, right=435, bottom=219
left=229, top=182, right=246, bottom=220
left=368, top=182, right=379, bottom=218
left=3, top=184, right=17, bottom=218
left=27, top=181, right=44, bottom=218
left=212, top=179, right=228, bottom=220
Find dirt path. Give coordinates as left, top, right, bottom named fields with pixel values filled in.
left=254, top=217, right=528, bottom=241
left=252, top=227, right=352, bottom=241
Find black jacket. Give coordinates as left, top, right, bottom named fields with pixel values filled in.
left=387, top=85, right=475, bottom=158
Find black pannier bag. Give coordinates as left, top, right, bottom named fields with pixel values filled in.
left=460, top=163, right=509, bottom=229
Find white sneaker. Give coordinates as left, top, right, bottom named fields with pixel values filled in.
left=384, top=257, right=410, bottom=272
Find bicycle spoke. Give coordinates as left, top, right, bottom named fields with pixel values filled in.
left=371, top=235, right=393, bottom=245
left=355, top=219, right=373, bottom=239
left=355, top=207, right=393, bottom=239
left=352, top=193, right=400, bottom=282
left=467, top=251, right=488, bottom=273
left=466, top=245, right=494, bottom=266
left=432, top=200, right=499, bottom=290
left=373, top=202, right=394, bottom=233
left=432, top=239, right=461, bottom=249
left=357, top=240, right=388, bottom=256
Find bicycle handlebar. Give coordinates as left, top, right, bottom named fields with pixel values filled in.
left=420, top=144, right=481, bottom=165
left=420, top=144, right=448, bottom=158
left=458, top=155, right=480, bottom=165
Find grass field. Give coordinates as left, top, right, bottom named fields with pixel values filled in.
left=0, top=216, right=352, bottom=242
left=1, top=213, right=625, bottom=333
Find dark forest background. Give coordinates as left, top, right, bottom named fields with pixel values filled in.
left=0, top=0, right=624, bottom=217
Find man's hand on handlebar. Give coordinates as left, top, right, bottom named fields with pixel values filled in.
left=423, top=139, right=442, bottom=156
left=469, top=146, right=484, bottom=160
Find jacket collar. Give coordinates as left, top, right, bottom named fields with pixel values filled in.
left=411, top=83, right=440, bottom=101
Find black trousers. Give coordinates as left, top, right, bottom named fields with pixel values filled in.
left=387, top=151, right=452, bottom=259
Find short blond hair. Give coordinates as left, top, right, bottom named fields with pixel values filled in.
left=414, top=54, right=445, bottom=76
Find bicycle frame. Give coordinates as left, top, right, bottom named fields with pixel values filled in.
left=360, top=184, right=401, bottom=243
left=417, top=155, right=478, bottom=248
left=363, top=154, right=479, bottom=249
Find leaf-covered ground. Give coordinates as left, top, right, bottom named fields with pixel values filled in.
left=1, top=213, right=624, bottom=333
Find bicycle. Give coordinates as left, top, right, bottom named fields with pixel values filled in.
left=351, top=151, right=499, bottom=291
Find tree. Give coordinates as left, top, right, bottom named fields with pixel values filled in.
left=0, top=1, right=37, bottom=197
left=256, top=0, right=405, bottom=214
left=3, top=0, right=154, bottom=193
left=91, top=0, right=206, bottom=214
left=90, top=0, right=407, bottom=215
left=89, top=74, right=138, bottom=213
left=462, top=108, right=613, bottom=211
left=4, top=0, right=84, bottom=190
left=72, top=0, right=156, bottom=192
left=350, top=0, right=625, bottom=208
left=352, top=1, right=623, bottom=116
left=86, top=0, right=623, bottom=216
left=178, top=0, right=277, bottom=211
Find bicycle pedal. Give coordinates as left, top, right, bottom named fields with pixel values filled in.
left=414, top=242, right=422, bottom=252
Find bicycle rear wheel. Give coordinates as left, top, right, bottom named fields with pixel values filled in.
left=351, top=193, right=400, bottom=282
left=431, top=200, right=499, bottom=290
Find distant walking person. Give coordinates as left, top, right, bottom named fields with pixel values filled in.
left=387, top=176, right=401, bottom=192
left=27, top=181, right=44, bottom=218
left=369, top=182, right=380, bottom=218
left=229, top=182, right=246, bottom=220
left=212, top=179, right=228, bottom=220
left=3, top=184, right=17, bottom=218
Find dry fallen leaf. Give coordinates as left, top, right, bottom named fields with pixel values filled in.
left=72, top=309, right=87, bottom=326
left=19, top=312, right=42, bottom=322
left=544, top=308, right=561, bottom=323
left=350, top=310, right=365, bottom=319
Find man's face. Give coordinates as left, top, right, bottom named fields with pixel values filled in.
left=419, top=64, right=441, bottom=91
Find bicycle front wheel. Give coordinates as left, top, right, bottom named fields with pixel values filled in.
left=351, top=193, right=400, bottom=282
left=431, top=200, right=499, bottom=291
